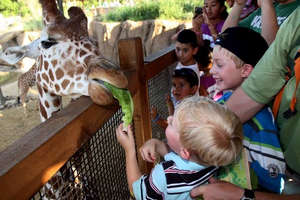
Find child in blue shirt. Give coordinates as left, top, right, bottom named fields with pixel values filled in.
left=116, top=96, right=243, bottom=200
left=210, top=26, right=286, bottom=193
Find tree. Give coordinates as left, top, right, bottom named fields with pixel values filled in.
left=0, top=0, right=30, bottom=16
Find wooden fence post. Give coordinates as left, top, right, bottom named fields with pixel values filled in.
left=118, top=38, right=153, bottom=173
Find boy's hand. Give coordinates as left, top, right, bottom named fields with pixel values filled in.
left=116, top=123, right=135, bottom=154
left=150, top=106, right=158, bottom=120
left=139, top=139, right=160, bottom=163
left=165, top=94, right=172, bottom=105
left=139, top=139, right=169, bottom=163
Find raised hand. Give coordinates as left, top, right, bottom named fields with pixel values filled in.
left=139, top=138, right=169, bottom=163
left=116, top=123, right=135, bottom=153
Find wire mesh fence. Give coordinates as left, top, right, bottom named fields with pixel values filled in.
left=148, top=63, right=175, bottom=140
left=30, top=63, right=175, bottom=200
left=30, top=109, right=129, bottom=200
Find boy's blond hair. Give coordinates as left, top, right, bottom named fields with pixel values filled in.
left=213, top=45, right=245, bottom=68
left=174, top=96, right=243, bottom=166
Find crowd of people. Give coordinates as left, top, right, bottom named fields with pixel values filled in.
left=115, top=1, right=300, bottom=199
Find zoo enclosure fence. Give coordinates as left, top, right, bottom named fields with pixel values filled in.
left=0, top=37, right=177, bottom=200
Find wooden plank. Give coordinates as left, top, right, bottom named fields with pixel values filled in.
left=144, top=45, right=177, bottom=80
left=118, top=38, right=153, bottom=173
left=0, top=97, right=119, bottom=200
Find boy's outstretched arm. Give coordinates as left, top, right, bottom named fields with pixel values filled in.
left=116, top=123, right=142, bottom=193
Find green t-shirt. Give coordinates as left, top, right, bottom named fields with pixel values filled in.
left=242, top=8, right=300, bottom=174
left=239, top=0, right=300, bottom=33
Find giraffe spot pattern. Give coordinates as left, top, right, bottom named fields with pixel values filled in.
left=62, top=79, right=70, bottom=90
left=42, top=73, right=49, bottom=84
left=79, top=50, right=87, bottom=57
left=44, top=61, right=49, bottom=71
left=55, top=68, right=64, bottom=80
left=45, top=100, right=50, bottom=108
left=55, top=84, right=60, bottom=93
left=67, top=46, right=73, bottom=54
left=38, top=56, right=43, bottom=71
left=53, top=98, right=61, bottom=107
left=67, top=70, right=75, bottom=77
left=84, top=56, right=90, bottom=65
left=37, top=73, right=41, bottom=82
left=75, top=76, right=81, bottom=81
left=49, top=69, right=54, bottom=81
left=76, top=67, right=84, bottom=75
left=43, top=85, right=48, bottom=93
left=84, top=43, right=91, bottom=51
left=69, top=82, right=75, bottom=91
left=51, top=60, right=57, bottom=68
left=37, top=83, right=43, bottom=98
left=39, top=101, right=48, bottom=119
left=63, top=60, right=76, bottom=78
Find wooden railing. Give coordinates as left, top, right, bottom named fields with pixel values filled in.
left=0, top=37, right=177, bottom=200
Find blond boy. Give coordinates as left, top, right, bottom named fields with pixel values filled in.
left=116, top=96, right=243, bottom=200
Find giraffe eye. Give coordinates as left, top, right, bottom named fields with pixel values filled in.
left=41, top=38, right=57, bottom=49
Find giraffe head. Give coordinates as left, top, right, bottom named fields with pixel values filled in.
left=34, top=0, right=128, bottom=121
left=0, top=0, right=128, bottom=121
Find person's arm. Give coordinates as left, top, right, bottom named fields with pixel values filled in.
left=260, top=0, right=278, bottom=45
left=150, top=106, right=168, bottom=129
left=116, top=124, right=142, bottom=193
left=139, top=138, right=169, bottom=163
left=221, top=0, right=247, bottom=32
left=166, top=94, right=175, bottom=115
left=190, top=178, right=300, bottom=200
left=225, top=87, right=264, bottom=123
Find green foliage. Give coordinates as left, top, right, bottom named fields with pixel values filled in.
left=102, top=0, right=203, bottom=22
left=0, top=0, right=30, bottom=17
left=105, top=1, right=159, bottom=21
left=23, top=18, right=43, bottom=31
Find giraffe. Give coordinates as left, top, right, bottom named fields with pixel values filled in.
left=0, top=0, right=129, bottom=198
left=1, top=0, right=128, bottom=122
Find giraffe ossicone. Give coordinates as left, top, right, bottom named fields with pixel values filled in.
left=1, top=0, right=128, bottom=122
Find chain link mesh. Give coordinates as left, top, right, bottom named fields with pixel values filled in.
left=31, top=109, right=129, bottom=200
left=148, top=64, right=175, bottom=140
left=30, top=63, right=176, bottom=200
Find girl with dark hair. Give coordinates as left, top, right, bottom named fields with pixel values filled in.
left=201, top=0, right=228, bottom=47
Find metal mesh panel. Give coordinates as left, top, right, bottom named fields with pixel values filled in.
left=31, top=109, right=130, bottom=200
left=29, top=62, right=176, bottom=200
left=148, top=63, right=176, bottom=140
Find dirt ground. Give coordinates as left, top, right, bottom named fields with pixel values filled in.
left=0, top=79, right=70, bottom=152
left=0, top=98, right=40, bottom=152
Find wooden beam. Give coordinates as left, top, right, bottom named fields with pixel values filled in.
left=0, top=97, right=119, bottom=200
left=118, top=38, right=153, bottom=173
left=144, top=45, right=176, bottom=80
